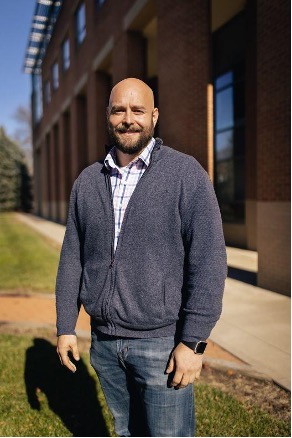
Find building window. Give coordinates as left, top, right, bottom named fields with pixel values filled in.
left=95, top=0, right=105, bottom=9
left=44, top=79, right=51, bottom=105
left=75, top=2, right=86, bottom=46
left=62, top=37, right=70, bottom=71
left=214, top=64, right=245, bottom=223
left=52, top=62, right=59, bottom=90
left=32, top=73, right=43, bottom=125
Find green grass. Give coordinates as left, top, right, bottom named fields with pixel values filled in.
left=195, top=385, right=290, bottom=437
left=0, top=333, right=290, bottom=437
left=0, top=213, right=60, bottom=292
left=0, top=333, right=115, bottom=437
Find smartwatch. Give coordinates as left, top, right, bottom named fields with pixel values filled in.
left=181, top=340, right=207, bottom=355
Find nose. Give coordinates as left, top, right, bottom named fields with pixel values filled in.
left=123, top=109, right=134, bottom=126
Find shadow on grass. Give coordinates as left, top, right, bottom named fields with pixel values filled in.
left=24, top=338, right=110, bottom=437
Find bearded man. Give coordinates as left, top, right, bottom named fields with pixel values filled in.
left=56, top=78, right=227, bottom=437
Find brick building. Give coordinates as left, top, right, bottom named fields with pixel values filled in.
left=24, top=0, right=290, bottom=295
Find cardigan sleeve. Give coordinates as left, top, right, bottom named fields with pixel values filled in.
left=55, top=179, right=83, bottom=336
left=180, top=167, right=227, bottom=343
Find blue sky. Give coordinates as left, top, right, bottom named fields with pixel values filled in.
left=0, top=0, right=36, bottom=137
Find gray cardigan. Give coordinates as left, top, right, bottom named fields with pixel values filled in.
left=56, top=138, right=227, bottom=342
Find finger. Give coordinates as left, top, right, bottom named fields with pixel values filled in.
left=188, top=371, right=199, bottom=384
left=177, top=374, right=190, bottom=389
left=165, top=356, right=174, bottom=374
left=171, top=371, right=183, bottom=387
left=72, top=344, right=80, bottom=361
left=57, top=350, right=63, bottom=365
left=67, top=359, right=77, bottom=373
left=63, top=354, right=77, bottom=373
left=58, top=347, right=77, bottom=373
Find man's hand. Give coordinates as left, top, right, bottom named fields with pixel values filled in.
left=57, top=334, right=80, bottom=373
left=165, top=342, right=203, bottom=389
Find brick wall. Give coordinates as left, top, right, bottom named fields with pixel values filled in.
left=257, top=0, right=290, bottom=202
left=256, top=0, right=291, bottom=294
left=157, top=0, right=211, bottom=170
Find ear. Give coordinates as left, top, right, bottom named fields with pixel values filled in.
left=152, top=108, right=159, bottom=127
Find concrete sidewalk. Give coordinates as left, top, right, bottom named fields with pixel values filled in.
left=15, top=213, right=291, bottom=390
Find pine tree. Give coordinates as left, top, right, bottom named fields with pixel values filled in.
left=0, top=127, right=33, bottom=211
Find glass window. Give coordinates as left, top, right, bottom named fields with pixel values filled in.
left=32, top=73, right=43, bottom=124
left=216, top=87, right=234, bottom=131
left=44, top=80, right=51, bottom=105
left=215, top=71, right=233, bottom=91
left=214, top=66, right=245, bottom=223
left=75, top=3, right=86, bottom=46
left=95, top=0, right=105, bottom=7
left=62, top=38, right=70, bottom=71
left=216, top=130, right=233, bottom=161
left=52, top=62, right=59, bottom=90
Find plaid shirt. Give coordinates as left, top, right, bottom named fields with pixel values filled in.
left=104, top=138, right=155, bottom=251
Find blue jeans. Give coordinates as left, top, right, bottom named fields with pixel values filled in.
left=90, top=330, right=195, bottom=437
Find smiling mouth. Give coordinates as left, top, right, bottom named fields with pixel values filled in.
left=117, top=128, right=141, bottom=134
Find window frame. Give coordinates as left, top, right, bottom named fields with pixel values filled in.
left=213, top=65, right=246, bottom=224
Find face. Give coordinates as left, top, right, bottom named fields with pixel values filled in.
left=107, top=79, right=159, bottom=155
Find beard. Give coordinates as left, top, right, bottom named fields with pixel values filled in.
left=108, top=121, right=154, bottom=155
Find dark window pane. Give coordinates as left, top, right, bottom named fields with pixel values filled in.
left=214, top=66, right=245, bottom=223
left=52, top=62, right=59, bottom=90
left=44, top=80, right=51, bottom=104
left=216, top=159, right=234, bottom=202
left=215, top=71, right=233, bottom=91
left=62, top=38, right=70, bottom=70
left=216, top=130, right=233, bottom=161
left=216, top=87, right=234, bottom=130
left=76, top=3, right=86, bottom=46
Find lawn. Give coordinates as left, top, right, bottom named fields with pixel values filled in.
left=0, top=333, right=290, bottom=437
left=0, top=213, right=60, bottom=292
left=0, top=213, right=290, bottom=436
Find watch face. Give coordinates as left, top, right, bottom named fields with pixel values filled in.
left=195, top=341, right=207, bottom=354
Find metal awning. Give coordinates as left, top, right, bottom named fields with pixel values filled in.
left=24, top=0, right=63, bottom=74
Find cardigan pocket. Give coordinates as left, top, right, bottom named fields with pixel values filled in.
left=79, top=266, right=110, bottom=319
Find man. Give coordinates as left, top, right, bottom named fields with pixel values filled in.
left=56, top=78, right=227, bottom=437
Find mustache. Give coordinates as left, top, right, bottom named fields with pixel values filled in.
left=115, top=127, right=142, bottom=134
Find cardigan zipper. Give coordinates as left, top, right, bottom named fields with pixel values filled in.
left=106, top=143, right=159, bottom=268
left=105, top=173, right=115, bottom=268
left=108, top=145, right=157, bottom=266
left=103, top=144, right=159, bottom=330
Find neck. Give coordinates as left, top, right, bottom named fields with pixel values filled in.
left=116, top=147, right=146, bottom=167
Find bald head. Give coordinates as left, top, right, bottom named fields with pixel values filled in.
left=108, top=78, right=155, bottom=111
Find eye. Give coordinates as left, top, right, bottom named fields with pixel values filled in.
left=112, top=109, right=124, bottom=115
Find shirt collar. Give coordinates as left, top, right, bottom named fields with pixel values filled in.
left=104, top=137, right=155, bottom=171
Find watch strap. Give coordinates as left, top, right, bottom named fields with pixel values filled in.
left=181, top=340, right=207, bottom=354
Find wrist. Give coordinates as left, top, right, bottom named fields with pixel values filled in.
left=181, top=340, right=207, bottom=354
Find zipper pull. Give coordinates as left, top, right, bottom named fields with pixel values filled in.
left=109, top=259, right=114, bottom=269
